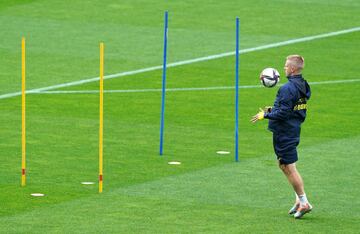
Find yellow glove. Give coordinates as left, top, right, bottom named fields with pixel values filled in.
left=257, top=109, right=265, bottom=120
left=251, top=108, right=265, bottom=123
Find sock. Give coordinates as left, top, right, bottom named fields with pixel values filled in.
left=295, top=193, right=300, bottom=203
left=298, top=194, right=308, bottom=206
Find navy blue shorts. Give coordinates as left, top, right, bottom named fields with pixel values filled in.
left=272, top=133, right=300, bottom=165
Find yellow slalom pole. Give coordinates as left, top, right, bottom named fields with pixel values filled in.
left=99, top=42, right=104, bottom=193
left=21, top=37, right=26, bottom=187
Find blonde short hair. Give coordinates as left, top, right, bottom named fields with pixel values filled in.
left=286, top=55, right=305, bottom=71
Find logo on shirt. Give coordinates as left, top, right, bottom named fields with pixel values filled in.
left=293, top=98, right=307, bottom=111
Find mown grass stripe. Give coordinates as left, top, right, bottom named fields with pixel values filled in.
left=0, top=27, right=359, bottom=100
left=30, top=78, right=360, bottom=95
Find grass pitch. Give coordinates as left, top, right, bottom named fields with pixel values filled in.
left=0, top=0, right=359, bottom=233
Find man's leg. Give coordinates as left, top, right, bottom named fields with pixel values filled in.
left=279, top=162, right=312, bottom=218
left=279, top=162, right=304, bottom=195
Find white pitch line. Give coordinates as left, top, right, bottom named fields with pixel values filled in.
left=0, top=26, right=359, bottom=100
left=30, top=78, right=360, bottom=95
left=33, top=86, right=237, bottom=94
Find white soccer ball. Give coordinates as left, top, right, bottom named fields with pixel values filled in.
left=260, top=68, right=280, bottom=88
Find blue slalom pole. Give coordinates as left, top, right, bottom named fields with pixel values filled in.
left=235, top=17, right=240, bottom=162
left=159, top=11, right=168, bottom=156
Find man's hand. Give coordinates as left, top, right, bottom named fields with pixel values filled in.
left=251, top=108, right=265, bottom=123
left=263, top=106, right=272, bottom=113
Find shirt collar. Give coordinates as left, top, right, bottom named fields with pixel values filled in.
left=287, top=74, right=302, bottom=79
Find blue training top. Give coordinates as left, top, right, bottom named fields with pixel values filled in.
left=264, top=74, right=311, bottom=135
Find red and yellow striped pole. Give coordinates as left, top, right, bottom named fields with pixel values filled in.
left=99, top=42, right=104, bottom=193
left=21, top=37, right=26, bottom=187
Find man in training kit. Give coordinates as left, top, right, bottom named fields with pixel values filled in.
left=251, top=55, right=312, bottom=219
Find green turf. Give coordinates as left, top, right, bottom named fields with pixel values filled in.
left=0, top=0, right=360, bottom=233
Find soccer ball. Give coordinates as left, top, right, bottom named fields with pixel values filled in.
left=260, top=68, right=280, bottom=88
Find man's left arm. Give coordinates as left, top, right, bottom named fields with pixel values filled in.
left=264, top=86, right=295, bottom=120
left=251, top=86, right=295, bottom=123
